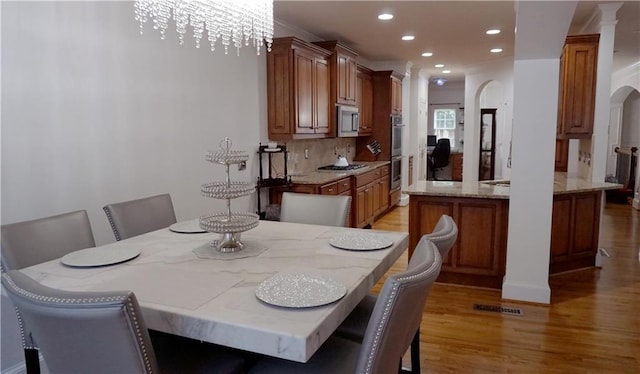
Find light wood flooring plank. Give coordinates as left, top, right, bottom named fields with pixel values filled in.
left=373, top=203, right=640, bottom=372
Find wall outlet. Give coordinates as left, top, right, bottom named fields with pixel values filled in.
left=304, top=149, right=309, bottom=159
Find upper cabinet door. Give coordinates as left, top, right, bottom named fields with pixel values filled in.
left=557, top=34, right=599, bottom=139
left=391, top=77, right=402, bottom=114
left=267, top=37, right=333, bottom=140
left=294, top=51, right=316, bottom=134
left=314, top=58, right=331, bottom=134
left=356, top=66, right=373, bottom=136
left=313, top=41, right=358, bottom=107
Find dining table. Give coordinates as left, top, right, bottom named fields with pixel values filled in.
left=19, top=219, right=408, bottom=363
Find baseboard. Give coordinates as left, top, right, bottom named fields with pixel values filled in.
left=501, top=280, right=551, bottom=304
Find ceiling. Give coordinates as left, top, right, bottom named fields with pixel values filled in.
left=274, top=1, right=640, bottom=82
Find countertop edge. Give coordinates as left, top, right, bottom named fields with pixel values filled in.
left=289, top=161, right=390, bottom=185
left=403, top=174, right=623, bottom=199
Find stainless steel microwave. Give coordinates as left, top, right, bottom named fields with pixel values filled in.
left=337, top=105, right=359, bottom=137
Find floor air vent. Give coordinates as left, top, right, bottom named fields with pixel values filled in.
left=473, top=304, right=523, bottom=316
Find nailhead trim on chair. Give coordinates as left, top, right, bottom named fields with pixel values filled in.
left=125, top=298, right=155, bottom=373
left=2, top=273, right=155, bottom=373
left=13, top=306, right=37, bottom=350
left=363, top=254, right=441, bottom=374
left=103, top=207, right=122, bottom=241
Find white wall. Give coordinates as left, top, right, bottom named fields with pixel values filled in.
left=464, top=58, right=514, bottom=182
left=621, top=90, right=640, bottom=148
left=610, top=62, right=640, bottom=207
left=1, top=2, right=266, bottom=245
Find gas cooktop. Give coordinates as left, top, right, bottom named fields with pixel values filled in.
left=317, top=164, right=367, bottom=172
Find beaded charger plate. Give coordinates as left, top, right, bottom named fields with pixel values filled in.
left=328, top=233, right=393, bottom=251
left=255, top=273, right=346, bottom=308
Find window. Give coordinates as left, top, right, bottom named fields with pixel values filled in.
left=433, top=108, right=456, bottom=146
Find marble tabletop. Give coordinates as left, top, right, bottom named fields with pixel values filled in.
left=20, top=220, right=408, bottom=363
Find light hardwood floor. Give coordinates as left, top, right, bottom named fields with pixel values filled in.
left=372, top=203, right=640, bottom=373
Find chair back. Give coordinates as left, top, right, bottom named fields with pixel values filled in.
left=1, top=210, right=95, bottom=270
left=279, top=192, right=351, bottom=227
left=356, top=239, right=442, bottom=374
left=103, top=194, right=176, bottom=241
left=1, top=270, right=159, bottom=374
left=431, top=139, right=451, bottom=168
left=413, top=214, right=458, bottom=265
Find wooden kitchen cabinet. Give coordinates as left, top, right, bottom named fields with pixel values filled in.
left=267, top=37, right=332, bottom=140
left=391, top=76, right=402, bottom=114
left=270, top=176, right=353, bottom=226
left=355, top=70, right=403, bottom=162
left=409, top=195, right=509, bottom=289
left=557, top=34, right=599, bottom=139
left=356, top=65, right=373, bottom=136
left=555, top=139, right=569, bottom=172
left=353, top=166, right=389, bottom=227
left=376, top=165, right=390, bottom=215
left=314, top=41, right=358, bottom=107
left=320, top=177, right=352, bottom=196
left=451, top=153, right=463, bottom=181
left=550, top=191, right=601, bottom=273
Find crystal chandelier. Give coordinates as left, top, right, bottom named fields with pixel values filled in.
left=134, top=0, right=274, bottom=55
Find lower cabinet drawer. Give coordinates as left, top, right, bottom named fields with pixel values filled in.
left=320, top=182, right=338, bottom=195
left=336, top=177, right=351, bottom=194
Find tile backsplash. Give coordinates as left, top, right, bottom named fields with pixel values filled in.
left=266, top=138, right=357, bottom=176
left=578, top=138, right=592, bottom=180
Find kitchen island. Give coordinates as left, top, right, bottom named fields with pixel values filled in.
left=403, top=174, right=621, bottom=288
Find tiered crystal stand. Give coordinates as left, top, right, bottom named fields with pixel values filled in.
left=199, top=138, right=258, bottom=253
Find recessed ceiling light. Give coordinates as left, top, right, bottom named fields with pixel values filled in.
left=421, top=52, right=433, bottom=57
left=490, top=48, right=503, bottom=53
left=442, top=70, right=451, bottom=74
left=435, top=64, right=444, bottom=68
left=401, top=35, right=415, bottom=41
left=378, top=13, right=394, bottom=21
left=486, top=29, right=501, bottom=35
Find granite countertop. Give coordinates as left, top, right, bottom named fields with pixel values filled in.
left=403, top=173, right=623, bottom=199
left=290, top=161, right=390, bottom=185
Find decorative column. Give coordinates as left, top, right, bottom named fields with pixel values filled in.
left=590, top=3, right=623, bottom=182
left=502, top=1, right=577, bottom=304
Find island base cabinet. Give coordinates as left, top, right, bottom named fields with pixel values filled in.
left=409, top=196, right=508, bottom=289
left=550, top=191, right=601, bottom=274
left=408, top=191, right=602, bottom=289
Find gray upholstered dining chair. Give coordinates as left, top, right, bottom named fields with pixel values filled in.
left=1, top=270, right=246, bottom=374
left=335, top=214, right=458, bottom=374
left=279, top=192, right=351, bottom=227
left=103, top=193, right=177, bottom=241
left=247, top=239, right=443, bottom=374
left=1, top=210, right=96, bottom=271
left=1, top=209, right=97, bottom=373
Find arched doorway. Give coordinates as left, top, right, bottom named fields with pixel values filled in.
left=608, top=85, right=640, bottom=207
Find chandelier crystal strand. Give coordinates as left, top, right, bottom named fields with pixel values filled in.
left=135, top=0, right=273, bottom=55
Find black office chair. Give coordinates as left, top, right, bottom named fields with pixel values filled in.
left=427, top=138, right=451, bottom=180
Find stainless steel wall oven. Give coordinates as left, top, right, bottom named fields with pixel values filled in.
left=391, top=156, right=402, bottom=190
